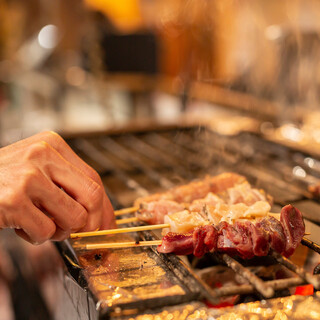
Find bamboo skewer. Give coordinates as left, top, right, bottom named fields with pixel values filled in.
left=70, top=223, right=170, bottom=239
left=114, top=206, right=139, bottom=216
left=85, top=240, right=162, bottom=250
left=116, top=217, right=139, bottom=225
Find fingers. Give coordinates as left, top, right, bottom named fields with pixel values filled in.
left=50, top=227, right=70, bottom=241
left=27, top=142, right=105, bottom=232
left=24, top=134, right=116, bottom=232
left=100, top=195, right=117, bottom=230
left=32, top=182, right=88, bottom=233
left=15, top=204, right=56, bottom=244
left=20, top=131, right=103, bottom=186
left=3, top=131, right=116, bottom=240
left=9, top=152, right=90, bottom=235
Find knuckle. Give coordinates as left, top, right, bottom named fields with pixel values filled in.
left=90, top=170, right=102, bottom=185
left=36, top=222, right=56, bottom=243
left=43, top=131, right=64, bottom=146
left=24, top=141, right=51, bottom=161
left=0, top=190, right=18, bottom=208
left=42, top=130, right=61, bottom=140
left=86, top=182, right=103, bottom=211
left=85, top=218, right=101, bottom=232
left=19, top=165, right=42, bottom=191
left=72, top=206, right=88, bottom=230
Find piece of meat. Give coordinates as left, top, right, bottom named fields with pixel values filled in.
left=135, top=172, right=245, bottom=206
left=193, top=225, right=219, bottom=257
left=213, top=220, right=258, bottom=259
left=280, top=204, right=305, bottom=257
left=137, top=200, right=185, bottom=225
left=233, top=221, right=255, bottom=259
left=135, top=173, right=274, bottom=227
left=247, top=222, right=270, bottom=256
left=203, top=225, right=218, bottom=252
left=256, top=216, right=286, bottom=254
left=216, top=223, right=243, bottom=257
left=163, top=209, right=208, bottom=234
left=157, top=206, right=305, bottom=259
left=189, top=193, right=224, bottom=212
left=193, top=227, right=208, bottom=257
left=208, top=172, right=246, bottom=194
left=208, top=201, right=271, bottom=224
left=173, top=172, right=246, bottom=203
left=157, top=232, right=194, bottom=255
left=226, top=182, right=269, bottom=206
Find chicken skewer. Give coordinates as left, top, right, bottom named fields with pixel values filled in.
left=82, top=205, right=305, bottom=262
left=115, top=172, right=272, bottom=228
left=112, top=172, right=249, bottom=219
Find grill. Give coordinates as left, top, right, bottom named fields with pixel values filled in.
left=57, top=125, right=320, bottom=319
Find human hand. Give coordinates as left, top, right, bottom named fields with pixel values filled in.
left=0, top=131, right=116, bottom=244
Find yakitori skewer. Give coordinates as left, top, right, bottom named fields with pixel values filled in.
left=84, top=235, right=311, bottom=252
left=116, top=217, right=139, bottom=225
left=114, top=206, right=138, bottom=216
left=70, top=223, right=170, bottom=239
left=85, top=240, right=162, bottom=250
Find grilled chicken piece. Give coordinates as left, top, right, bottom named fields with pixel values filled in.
left=158, top=205, right=305, bottom=259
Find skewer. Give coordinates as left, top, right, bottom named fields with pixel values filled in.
left=85, top=240, right=162, bottom=250
left=114, top=206, right=139, bottom=216
left=116, top=217, right=139, bottom=225
left=70, top=224, right=170, bottom=239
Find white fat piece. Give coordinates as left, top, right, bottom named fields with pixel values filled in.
left=212, top=201, right=271, bottom=224
left=163, top=210, right=209, bottom=235
left=227, top=182, right=266, bottom=205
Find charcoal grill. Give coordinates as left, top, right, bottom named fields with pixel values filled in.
left=56, top=125, right=320, bottom=319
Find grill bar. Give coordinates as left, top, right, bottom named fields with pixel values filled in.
left=273, top=252, right=320, bottom=288
left=197, top=130, right=313, bottom=198
left=169, top=131, right=239, bottom=170
left=218, top=254, right=274, bottom=298
left=99, top=137, right=174, bottom=189
left=119, top=134, right=194, bottom=180
left=144, top=132, right=207, bottom=169
left=208, top=276, right=318, bottom=298
left=74, top=139, right=149, bottom=197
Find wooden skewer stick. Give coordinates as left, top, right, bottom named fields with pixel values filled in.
left=114, top=206, right=139, bottom=216
left=86, top=240, right=162, bottom=250
left=116, top=217, right=139, bottom=225
left=70, top=224, right=170, bottom=239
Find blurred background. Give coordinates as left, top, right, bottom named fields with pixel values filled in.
left=1, top=0, right=320, bottom=145
left=1, top=0, right=320, bottom=319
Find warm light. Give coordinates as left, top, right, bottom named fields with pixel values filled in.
left=38, top=25, right=58, bottom=49
left=260, top=122, right=274, bottom=134
left=84, top=0, right=142, bottom=32
left=280, top=125, right=303, bottom=142
left=65, top=66, right=86, bottom=86
left=304, top=157, right=315, bottom=168
left=293, top=166, right=306, bottom=178
left=265, top=25, right=282, bottom=40
left=294, top=284, right=314, bottom=296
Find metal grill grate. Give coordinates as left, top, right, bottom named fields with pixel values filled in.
left=65, top=126, right=320, bottom=310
